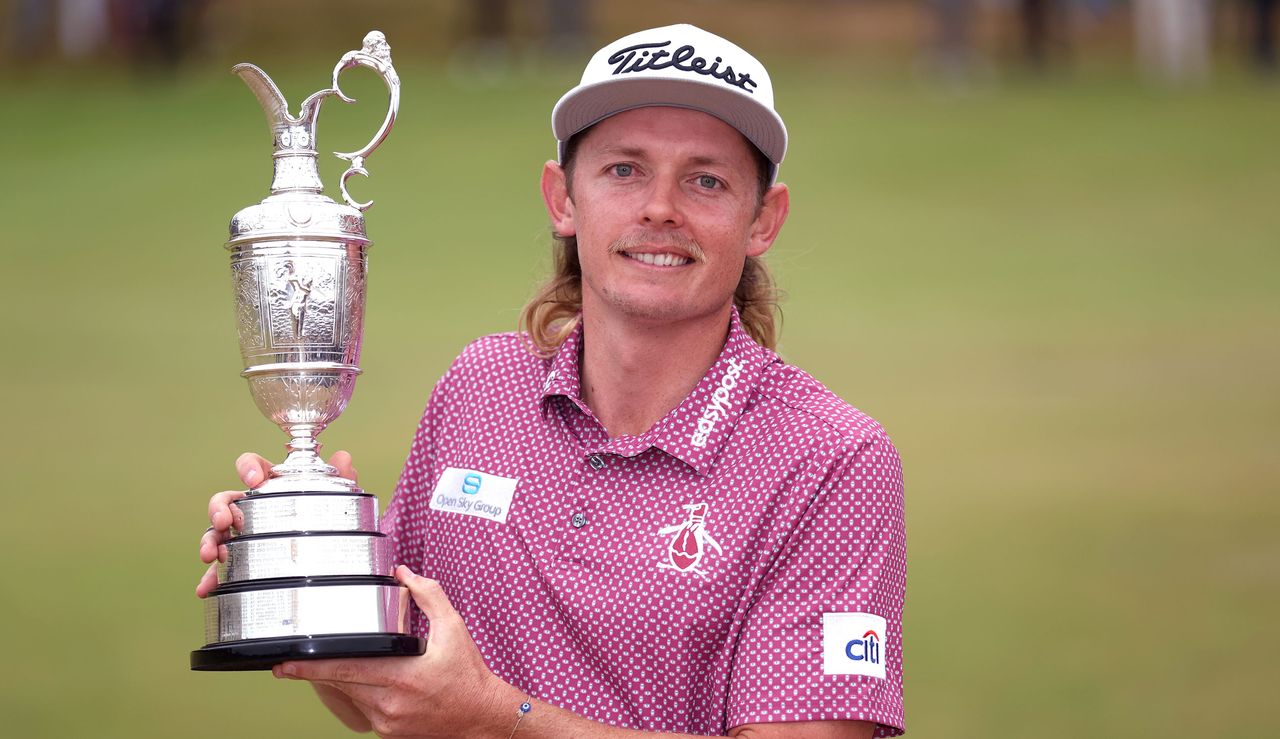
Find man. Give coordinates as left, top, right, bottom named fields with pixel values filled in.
left=198, top=24, right=905, bottom=739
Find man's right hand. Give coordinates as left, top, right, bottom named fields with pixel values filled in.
left=195, top=450, right=357, bottom=598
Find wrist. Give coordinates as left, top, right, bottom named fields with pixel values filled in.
left=469, top=673, right=527, bottom=739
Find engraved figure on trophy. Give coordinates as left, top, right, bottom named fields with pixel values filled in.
left=192, top=31, right=424, bottom=671
left=280, top=260, right=313, bottom=339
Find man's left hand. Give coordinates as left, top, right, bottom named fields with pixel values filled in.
left=273, top=565, right=517, bottom=739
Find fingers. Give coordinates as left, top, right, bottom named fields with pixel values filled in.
left=328, top=450, right=357, bottom=483
left=203, top=454, right=258, bottom=564
left=235, top=452, right=272, bottom=489
left=198, top=525, right=233, bottom=564
left=197, top=453, right=269, bottom=599
left=208, top=489, right=247, bottom=530
left=397, top=566, right=457, bottom=627
left=202, top=489, right=245, bottom=564
left=273, top=658, right=390, bottom=687
left=195, top=562, right=219, bottom=598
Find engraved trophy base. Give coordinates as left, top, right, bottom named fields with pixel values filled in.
left=191, top=475, right=427, bottom=671
left=191, top=633, right=426, bottom=671
left=191, top=574, right=427, bottom=671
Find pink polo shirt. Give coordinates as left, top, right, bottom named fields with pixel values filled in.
left=382, top=310, right=906, bottom=736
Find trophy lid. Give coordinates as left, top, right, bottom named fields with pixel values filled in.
left=227, top=31, right=400, bottom=248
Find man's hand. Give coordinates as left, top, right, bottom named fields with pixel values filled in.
left=273, top=565, right=516, bottom=739
left=195, top=450, right=357, bottom=598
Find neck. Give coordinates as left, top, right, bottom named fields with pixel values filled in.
left=579, top=303, right=733, bottom=438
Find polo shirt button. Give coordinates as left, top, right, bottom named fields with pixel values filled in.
left=571, top=512, right=588, bottom=529
left=587, top=454, right=605, bottom=470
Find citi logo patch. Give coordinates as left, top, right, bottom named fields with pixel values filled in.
left=822, top=612, right=888, bottom=678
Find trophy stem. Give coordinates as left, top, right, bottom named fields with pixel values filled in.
left=271, top=425, right=340, bottom=478
left=286, top=424, right=322, bottom=454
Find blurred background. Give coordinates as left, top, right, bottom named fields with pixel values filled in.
left=1, top=1, right=1276, bottom=737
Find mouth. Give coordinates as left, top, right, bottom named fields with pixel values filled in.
left=619, top=251, right=693, bottom=268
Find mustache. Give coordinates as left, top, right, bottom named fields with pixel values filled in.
left=608, top=231, right=705, bottom=262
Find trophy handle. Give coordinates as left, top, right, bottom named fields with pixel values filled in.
left=330, top=31, right=401, bottom=212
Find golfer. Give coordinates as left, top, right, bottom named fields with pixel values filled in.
left=198, top=24, right=906, bottom=739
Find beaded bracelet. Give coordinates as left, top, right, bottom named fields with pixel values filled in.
left=506, top=700, right=533, bottom=739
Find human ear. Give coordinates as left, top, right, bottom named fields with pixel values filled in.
left=540, top=160, right=577, bottom=237
left=745, top=182, right=790, bottom=258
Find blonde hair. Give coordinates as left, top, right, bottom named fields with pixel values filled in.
left=518, top=233, right=781, bottom=358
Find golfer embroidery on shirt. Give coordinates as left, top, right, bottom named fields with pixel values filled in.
left=657, top=503, right=722, bottom=580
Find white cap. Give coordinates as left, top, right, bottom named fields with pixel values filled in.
left=552, top=24, right=788, bottom=182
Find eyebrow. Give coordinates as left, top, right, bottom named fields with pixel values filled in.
left=593, top=144, right=731, bottom=169
left=595, top=144, right=647, bottom=158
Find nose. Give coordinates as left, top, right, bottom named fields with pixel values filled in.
left=640, top=175, right=684, bottom=228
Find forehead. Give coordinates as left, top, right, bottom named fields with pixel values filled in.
left=576, top=107, right=757, bottom=166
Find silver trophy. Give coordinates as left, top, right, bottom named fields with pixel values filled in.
left=191, top=31, right=425, bottom=671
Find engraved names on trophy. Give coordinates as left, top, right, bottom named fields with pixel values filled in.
left=221, top=534, right=391, bottom=582
left=236, top=493, right=377, bottom=535
left=208, top=585, right=406, bottom=644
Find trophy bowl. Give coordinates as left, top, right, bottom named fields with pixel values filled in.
left=244, top=364, right=360, bottom=436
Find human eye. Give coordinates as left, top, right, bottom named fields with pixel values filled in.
left=696, top=174, right=722, bottom=190
left=610, top=163, right=635, bottom=177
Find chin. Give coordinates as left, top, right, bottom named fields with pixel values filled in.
left=600, top=291, right=725, bottom=326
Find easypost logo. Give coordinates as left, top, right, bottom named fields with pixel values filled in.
left=822, top=612, right=888, bottom=679
left=690, top=358, right=745, bottom=448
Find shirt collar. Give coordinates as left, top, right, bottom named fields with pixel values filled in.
left=540, top=318, right=585, bottom=410
left=540, top=309, right=779, bottom=476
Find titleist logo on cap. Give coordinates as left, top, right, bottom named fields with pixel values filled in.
left=607, top=40, right=758, bottom=93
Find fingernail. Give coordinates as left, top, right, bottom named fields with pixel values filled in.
left=282, top=663, right=297, bottom=677
left=245, top=469, right=260, bottom=487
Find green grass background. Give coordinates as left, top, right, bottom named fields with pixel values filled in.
left=1, top=49, right=1277, bottom=739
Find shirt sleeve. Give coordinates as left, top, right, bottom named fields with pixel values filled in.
left=726, top=430, right=906, bottom=736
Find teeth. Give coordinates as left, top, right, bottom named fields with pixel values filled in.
left=626, top=252, right=691, bottom=267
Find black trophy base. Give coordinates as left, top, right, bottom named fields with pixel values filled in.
left=191, top=633, right=426, bottom=671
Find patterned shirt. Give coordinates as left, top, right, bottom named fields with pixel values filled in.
left=382, top=309, right=906, bottom=736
